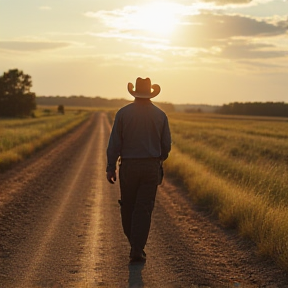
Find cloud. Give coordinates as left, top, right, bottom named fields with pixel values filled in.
left=238, top=60, right=288, bottom=69
left=203, top=0, right=252, bottom=5
left=217, top=40, right=288, bottom=59
left=84, top=7, right=136, bottom=29
left=0, top=41, right=71, bottom=52
left=172, top=13, right=287, bottom=47
left=167, top=13, right=288, bottom=60
left=39, top=6, right=52, bottom=10
left=198, top=0, right=275, bottom=7
left=86, top=6, right=287, bottom=45
left=84, top=3, right=205, bottom=36
left=84, top=5, right=287, bottom=63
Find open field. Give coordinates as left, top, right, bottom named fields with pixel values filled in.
left=165, top=112, right=288, bottom=271
left=1, top=112, right=287, bottom=287
left=0, top=107, right=91, bottom=171
left=1, top=107, right=288, bottom=284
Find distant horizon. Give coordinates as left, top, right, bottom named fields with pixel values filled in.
left=37, top=94, right=220, bottom=106
left=36, top=94, right=288, bottom=107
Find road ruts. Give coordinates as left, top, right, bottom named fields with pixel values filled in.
left=0, top=112, right=288, bottom=288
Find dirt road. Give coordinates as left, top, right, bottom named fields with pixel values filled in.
left=0, top=112, right=288, bottom=288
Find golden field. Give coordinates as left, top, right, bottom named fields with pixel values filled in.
left=165, top=112, right=288, bottom=270
left=0, top=107, right=91, bottom=171
left=2, top=107, right=288, bottom=271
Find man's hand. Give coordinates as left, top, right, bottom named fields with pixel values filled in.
left=106, top=170, right=116, bottom=184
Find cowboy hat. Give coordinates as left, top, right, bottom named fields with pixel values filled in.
left=128, top=77, right=161, bottom=98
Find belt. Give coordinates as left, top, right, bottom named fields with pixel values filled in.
left=120, top=157, right=160, bottom=162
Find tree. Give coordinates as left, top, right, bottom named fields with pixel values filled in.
left=57, top=104, right=65, bottom=114
left=0, top=69, right=36, bottom=117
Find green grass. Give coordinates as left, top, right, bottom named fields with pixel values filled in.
left=165, top=112, right=288, bottom=271
left=0, top=107, right=91, bottom=171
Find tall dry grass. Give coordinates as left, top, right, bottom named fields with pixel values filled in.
left=165, top=112, right=288, bottom=271
left=0, top=109, right=91, bottom=171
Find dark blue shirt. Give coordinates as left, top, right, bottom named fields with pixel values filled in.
left=106, top=99, right=171, bottom=172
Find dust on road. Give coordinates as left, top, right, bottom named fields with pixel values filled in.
left=0, top=112, right=287, bottom=288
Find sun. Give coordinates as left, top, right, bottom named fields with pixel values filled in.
left=128, top=2, right=180, bottom=36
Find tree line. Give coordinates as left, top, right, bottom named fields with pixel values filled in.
left=36, top=96, right=175, bottom=113
left=217, top=102, right=288, bottom=117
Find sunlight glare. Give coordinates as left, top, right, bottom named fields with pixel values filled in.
left=129, top=2, right=180, bottom=36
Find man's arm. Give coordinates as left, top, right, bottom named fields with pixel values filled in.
left=106, top=112, right=122, bottom=183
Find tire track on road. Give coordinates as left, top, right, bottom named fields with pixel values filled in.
left=77, top=112, right=130, bottom=287
left=78, top=112, right=106, bottom=286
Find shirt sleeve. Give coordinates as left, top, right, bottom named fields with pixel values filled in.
left=106, top=112, right=122, bottom=172
left=160, top=115, right=171, bottom=161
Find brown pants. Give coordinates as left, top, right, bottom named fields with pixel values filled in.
left=119, top=158, right=160, bottom=255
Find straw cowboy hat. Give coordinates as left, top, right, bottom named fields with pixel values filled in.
left=128, top=77, right=161, bottom=98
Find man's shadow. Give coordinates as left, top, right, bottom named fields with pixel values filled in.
left=128, top=263, right=145, bottom=288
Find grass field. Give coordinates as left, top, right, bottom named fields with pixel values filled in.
left=2, top=107, right=288, bottom=271
left=0, top=107, right=91, bottom=171
left=165, top=112, right=288, bottom=271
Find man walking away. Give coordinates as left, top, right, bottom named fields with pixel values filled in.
left=106, top=77, right=171, bottom=264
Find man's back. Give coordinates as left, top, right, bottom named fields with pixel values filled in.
left=116, top=99, right=170, bottom=160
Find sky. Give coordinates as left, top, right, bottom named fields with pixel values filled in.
left=0, top=0, right=287, bottom=105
